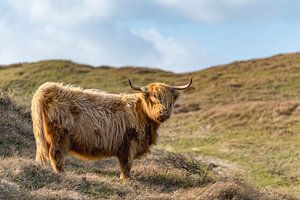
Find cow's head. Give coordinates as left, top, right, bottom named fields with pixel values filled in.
left=129, top=78, right=192, bottom=123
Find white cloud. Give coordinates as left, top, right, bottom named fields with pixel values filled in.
left=155, top=0, right=223, bottom=23
left=7, top=0, right=114, bottom=27
left=0, top=19, right=25, bottom=63
left=132, top=28, right=200, bottom=72
left=154, top=0, right=258, bottom=23
left=5, top=0, right=265, bottom=26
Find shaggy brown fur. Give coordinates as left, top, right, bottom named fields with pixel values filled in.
left=31, top=80, right=190, bottom=179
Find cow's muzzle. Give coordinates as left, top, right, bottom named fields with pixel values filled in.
left=157, top=110, right=170, bottom=122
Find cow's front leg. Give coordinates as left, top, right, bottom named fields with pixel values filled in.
left=118, top=156, right=133, bottom=180
left=117, top=144, right=134, bottom=180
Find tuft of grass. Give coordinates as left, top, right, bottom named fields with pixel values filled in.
left=160, top=152, right=206, bottom=176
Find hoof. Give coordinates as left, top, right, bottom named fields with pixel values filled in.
left=120, top=174, right=130, bottom=180
left=52, top=165, right=64, bottom=173
left=36, top=156, right=48, bottom=166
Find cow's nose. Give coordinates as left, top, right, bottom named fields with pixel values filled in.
left=158, top=110, right=170, bottom=122
left=160, top=110, right=169, bottom=116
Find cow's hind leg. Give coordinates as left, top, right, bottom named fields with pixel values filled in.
left=48, top=127, right=69, bottom=173
left=36, top=145, right=49, bottom=165
left=49, top=143, right=65, bottom=172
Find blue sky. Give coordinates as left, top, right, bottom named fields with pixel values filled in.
left=0, top=0, right=299, bottom=72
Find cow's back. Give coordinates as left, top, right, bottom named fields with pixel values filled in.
left=33, top=82, right=137, bottom=158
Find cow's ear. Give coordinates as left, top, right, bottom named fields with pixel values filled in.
left=141, top=87, right=150, bottom=97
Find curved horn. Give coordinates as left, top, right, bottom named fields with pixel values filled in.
left=170, top=77, right=193, bottom=90
left=128, top=79, right=143, bottom=92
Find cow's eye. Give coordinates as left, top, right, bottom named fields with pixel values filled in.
left=156, top=96, right=163, bottom=103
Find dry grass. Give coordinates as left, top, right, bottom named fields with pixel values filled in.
left=2, top=53, right=300, bottom=198
left=172, top=179, right=298, bottom=200
left=0, top=90, right=33, bottom=157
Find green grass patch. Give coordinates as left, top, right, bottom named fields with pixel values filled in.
left=160, top=129, right=300, bottom=189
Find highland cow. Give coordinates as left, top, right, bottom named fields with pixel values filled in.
left=31, top=78, right=192, bottom=179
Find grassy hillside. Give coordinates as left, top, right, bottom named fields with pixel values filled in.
left=1, top=52, right=300, bottom=198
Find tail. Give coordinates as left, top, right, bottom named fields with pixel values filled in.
left=31, top=93, right=49, bottom=165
